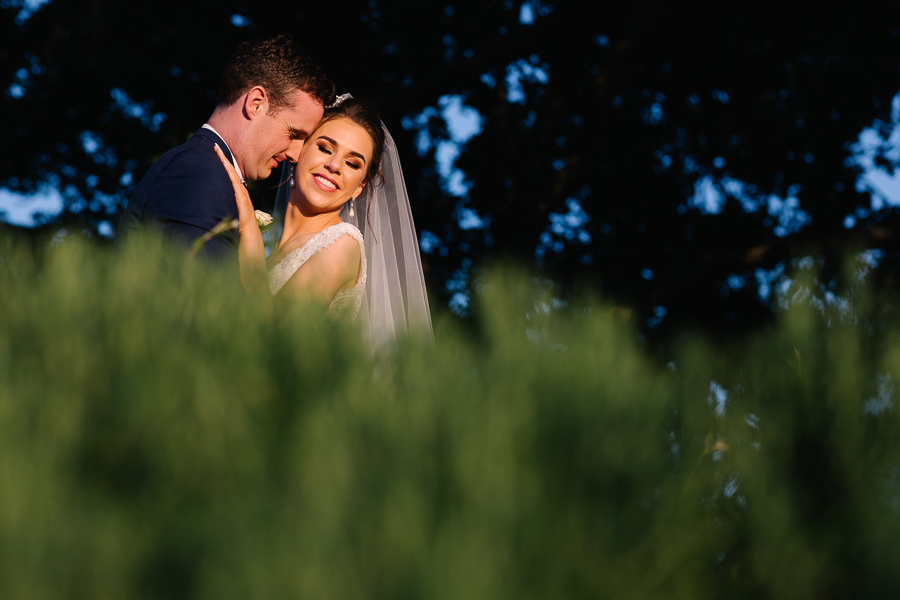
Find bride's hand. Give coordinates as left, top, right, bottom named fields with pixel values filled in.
left=213, top=143, right=267, bottom=293
left=213, top=143, right=257, bottom=231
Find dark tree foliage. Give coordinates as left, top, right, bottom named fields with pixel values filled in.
left=3, top=0, right=900, bottom=342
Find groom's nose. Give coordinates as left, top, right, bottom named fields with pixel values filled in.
left=284, top=139, right=303, bottom=163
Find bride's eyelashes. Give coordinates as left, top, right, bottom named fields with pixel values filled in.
left=316, top=143, right=363, bottom=170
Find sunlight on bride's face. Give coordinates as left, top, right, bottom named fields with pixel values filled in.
left=292, top=117, right=374, bottom=214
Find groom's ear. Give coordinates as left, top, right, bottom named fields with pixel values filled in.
left=244, top=86, right=269, bottom=120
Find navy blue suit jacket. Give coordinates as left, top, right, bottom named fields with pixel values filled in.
left=121, top=127, right=240, bottom=261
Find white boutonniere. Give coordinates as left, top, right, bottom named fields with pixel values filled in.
left=255, top=210, right=275, bottom=233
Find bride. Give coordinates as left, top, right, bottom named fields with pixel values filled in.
left=214, top=95, right=432, bottom=348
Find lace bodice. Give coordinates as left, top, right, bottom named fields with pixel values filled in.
left=268, top=222, right=366, bottom=320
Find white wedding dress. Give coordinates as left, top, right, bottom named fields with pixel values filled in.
left=267, top=222, right=367, bottom=320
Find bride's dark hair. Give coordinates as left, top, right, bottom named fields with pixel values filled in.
left=318, top=97, right=386, bottom=191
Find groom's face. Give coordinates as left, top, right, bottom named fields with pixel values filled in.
left=246, top=89, right=323, bottom=181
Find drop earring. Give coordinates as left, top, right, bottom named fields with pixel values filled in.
left=348, top=197, right=356, bottom=219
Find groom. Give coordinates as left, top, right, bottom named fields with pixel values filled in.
left=121, top=34, right=335, bottom=261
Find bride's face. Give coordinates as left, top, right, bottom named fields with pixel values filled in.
left=291, top=117, right=373, bottom=214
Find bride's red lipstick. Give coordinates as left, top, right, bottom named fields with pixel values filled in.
left=313, top=173, right=339, bottom=190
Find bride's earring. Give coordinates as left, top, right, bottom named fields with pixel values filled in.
left=348, top=196, right=356, bottom=218
left=289, top=174, right=295, bottom=188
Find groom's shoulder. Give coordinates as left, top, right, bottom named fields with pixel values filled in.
left=138, top=130, right=225, bottom=189
left=153, top=128, right=219, bottom=171
left=126, top=128, right=232, bottom=224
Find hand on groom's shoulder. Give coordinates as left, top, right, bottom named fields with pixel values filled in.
left=122, top=128, right=240, bottom=261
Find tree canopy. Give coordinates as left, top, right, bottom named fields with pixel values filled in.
left=4, top=0, right=900, bottom=341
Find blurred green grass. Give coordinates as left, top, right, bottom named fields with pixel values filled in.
left=1, top=232, right=899, bottom=599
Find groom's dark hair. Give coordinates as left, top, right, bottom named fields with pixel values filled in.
left=217, top=33, right=335, bottom=113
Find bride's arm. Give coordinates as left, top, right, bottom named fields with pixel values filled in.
left=213, top=143, right=267, bottom=293
left=280, top=235, right=360, bottom=304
